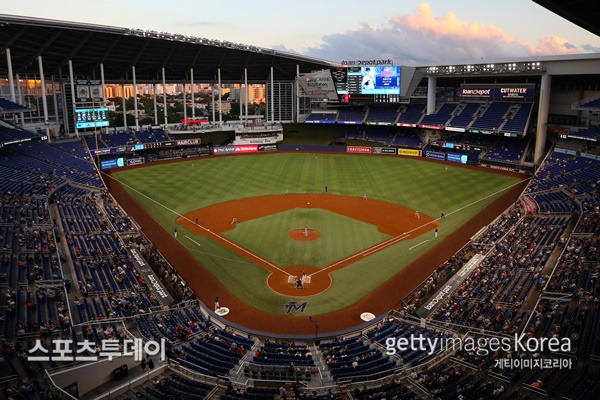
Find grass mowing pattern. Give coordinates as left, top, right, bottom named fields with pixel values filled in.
left=113, top=153, right=520, bottom=315
left=223, top=208, right=391, bottom=268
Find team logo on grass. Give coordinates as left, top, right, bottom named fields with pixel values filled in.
left=284, top=299, right=308, bottom=314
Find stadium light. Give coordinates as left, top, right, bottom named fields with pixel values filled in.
left=425, top=60, right=544, bottom=76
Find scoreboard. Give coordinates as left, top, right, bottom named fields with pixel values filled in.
left=331, top=66, right=400, bottom=96
left=347, top=67, right=363, bottom=94
left=75, top=107, right=109, bottom=129
left=331, top=67, right=348, bottom=94
left=361, top=66, right=401, bottom=95
left=330, top=66, right=401, bottom=103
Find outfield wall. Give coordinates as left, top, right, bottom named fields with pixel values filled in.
left=278, top=144, right=346, bottom=152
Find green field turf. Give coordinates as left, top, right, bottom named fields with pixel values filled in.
left=112, top=152, right=521, bottom=316
left=223, top=208, right=391, bottom=268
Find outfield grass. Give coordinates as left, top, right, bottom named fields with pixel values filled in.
left=113, top=152, right=520, bottom=316
left=223, top=208, right=391, bottom=268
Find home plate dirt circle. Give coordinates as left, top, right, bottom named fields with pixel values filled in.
left=266, top=265, right=332, bottom=297
left=289, top=228, right=321, bottom=241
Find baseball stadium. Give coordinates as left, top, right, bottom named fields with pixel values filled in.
left=0, top=1, right=599, bottom=399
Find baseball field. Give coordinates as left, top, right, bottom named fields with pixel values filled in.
left=107, top=152, right=524, bottom=332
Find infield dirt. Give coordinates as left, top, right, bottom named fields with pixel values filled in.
left=177, top=194, right=438, bottom=297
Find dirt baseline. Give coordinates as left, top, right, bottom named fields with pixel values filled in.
left=178, top=194, right=435, bottom=237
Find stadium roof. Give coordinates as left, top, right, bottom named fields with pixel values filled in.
left=0, top=14, right=337, bottom=83
left=533, top=0, right=600, bottom=38
left=417, top=52, right=600, bottom=68
left=416, top=53, right=600, bottom=87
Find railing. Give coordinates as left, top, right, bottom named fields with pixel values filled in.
left=205, top=385, right=221, bottom=400
left=35, top=279, right=66, bottom=287
left=169, top=359, right=230, bottom=386
left=522, top=381, right=548, bottom=397
left=121, top=320, right=138, bottom=341
left=399, top=314, right=515, bottom=340
left=44, top=369, right=78, bottom=400
left=542, top=203, right=583, bottom=294
left=0, top=374, right=18, bottom=385
left=71, top=302, right=188, bottom=328
left=89, top=363, right=167, bottom=400
left=233, top=340, right=260, bottom=378
left=571, top=95, right=600, bottom=109
left=176, top=340, right=453, bottom=399
left=335, top=364, right=405, bottom=386
left=406, top=376, right=431, bottom=398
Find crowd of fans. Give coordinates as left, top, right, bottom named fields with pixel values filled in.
left=2, top=125, right=600, bottom=399
left=253, top=339, right=314, bottom=365
left=129, top=235, right=195, bottom=302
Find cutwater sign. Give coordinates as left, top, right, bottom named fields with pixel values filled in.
left=460, top=87, right=534, bottom=99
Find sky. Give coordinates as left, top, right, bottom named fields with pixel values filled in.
left=3, top=0, right=600, bottom=65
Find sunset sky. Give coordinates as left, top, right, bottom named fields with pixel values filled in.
left=3, top=0, right=600, bottom=65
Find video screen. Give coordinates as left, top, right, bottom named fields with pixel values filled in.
left=75, top=107, right=110, bottom=129
left=446, top=152, right=468, bottom=164
left=360, top=66, right=400, bottom=95
left=331, top=68, right=348, bottom=94
left=100, top=157, right=125, bottom=170
left=333, top=66, right=401, bottom=99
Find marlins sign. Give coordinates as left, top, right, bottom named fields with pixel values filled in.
left=284, top=299, right=308, bottom=314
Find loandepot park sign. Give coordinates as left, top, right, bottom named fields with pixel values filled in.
left=341, top=59, right=394, bottom=66
left=298, top=70, right=338, bottom=100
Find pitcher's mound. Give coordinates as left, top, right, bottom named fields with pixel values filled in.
left=289, top=229, right=321, bottom=241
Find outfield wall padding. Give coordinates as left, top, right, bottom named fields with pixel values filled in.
left=278, top=144, right=347, bottom=152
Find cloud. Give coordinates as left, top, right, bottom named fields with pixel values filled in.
left=581, top=44, right=600, bottom=52
left=272, top=44, right=299, bottom=54
left=296, top=3, right=589, bottom=64
left=179, top=20, right=216, bottom=27
left=525, top=36, right=580, bottom=55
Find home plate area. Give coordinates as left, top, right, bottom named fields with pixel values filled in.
left=288, top=272, right=312, bottom=289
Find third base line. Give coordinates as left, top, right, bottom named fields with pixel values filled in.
left=409, top=240, right=430, bottom=251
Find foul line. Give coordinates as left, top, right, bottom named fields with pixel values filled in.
left=101, top=171, right=293, bottom=277
left=309, top=233, right=412, bottom=278
left=409, top=240, right=429, bottom=251
left=360, top=233, right=411, bottom=257
left=182, top=245, right=258, bottom=266
left=185, top=235, right=202, bottom=247
left=442, top=175, right=532, bottom=220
